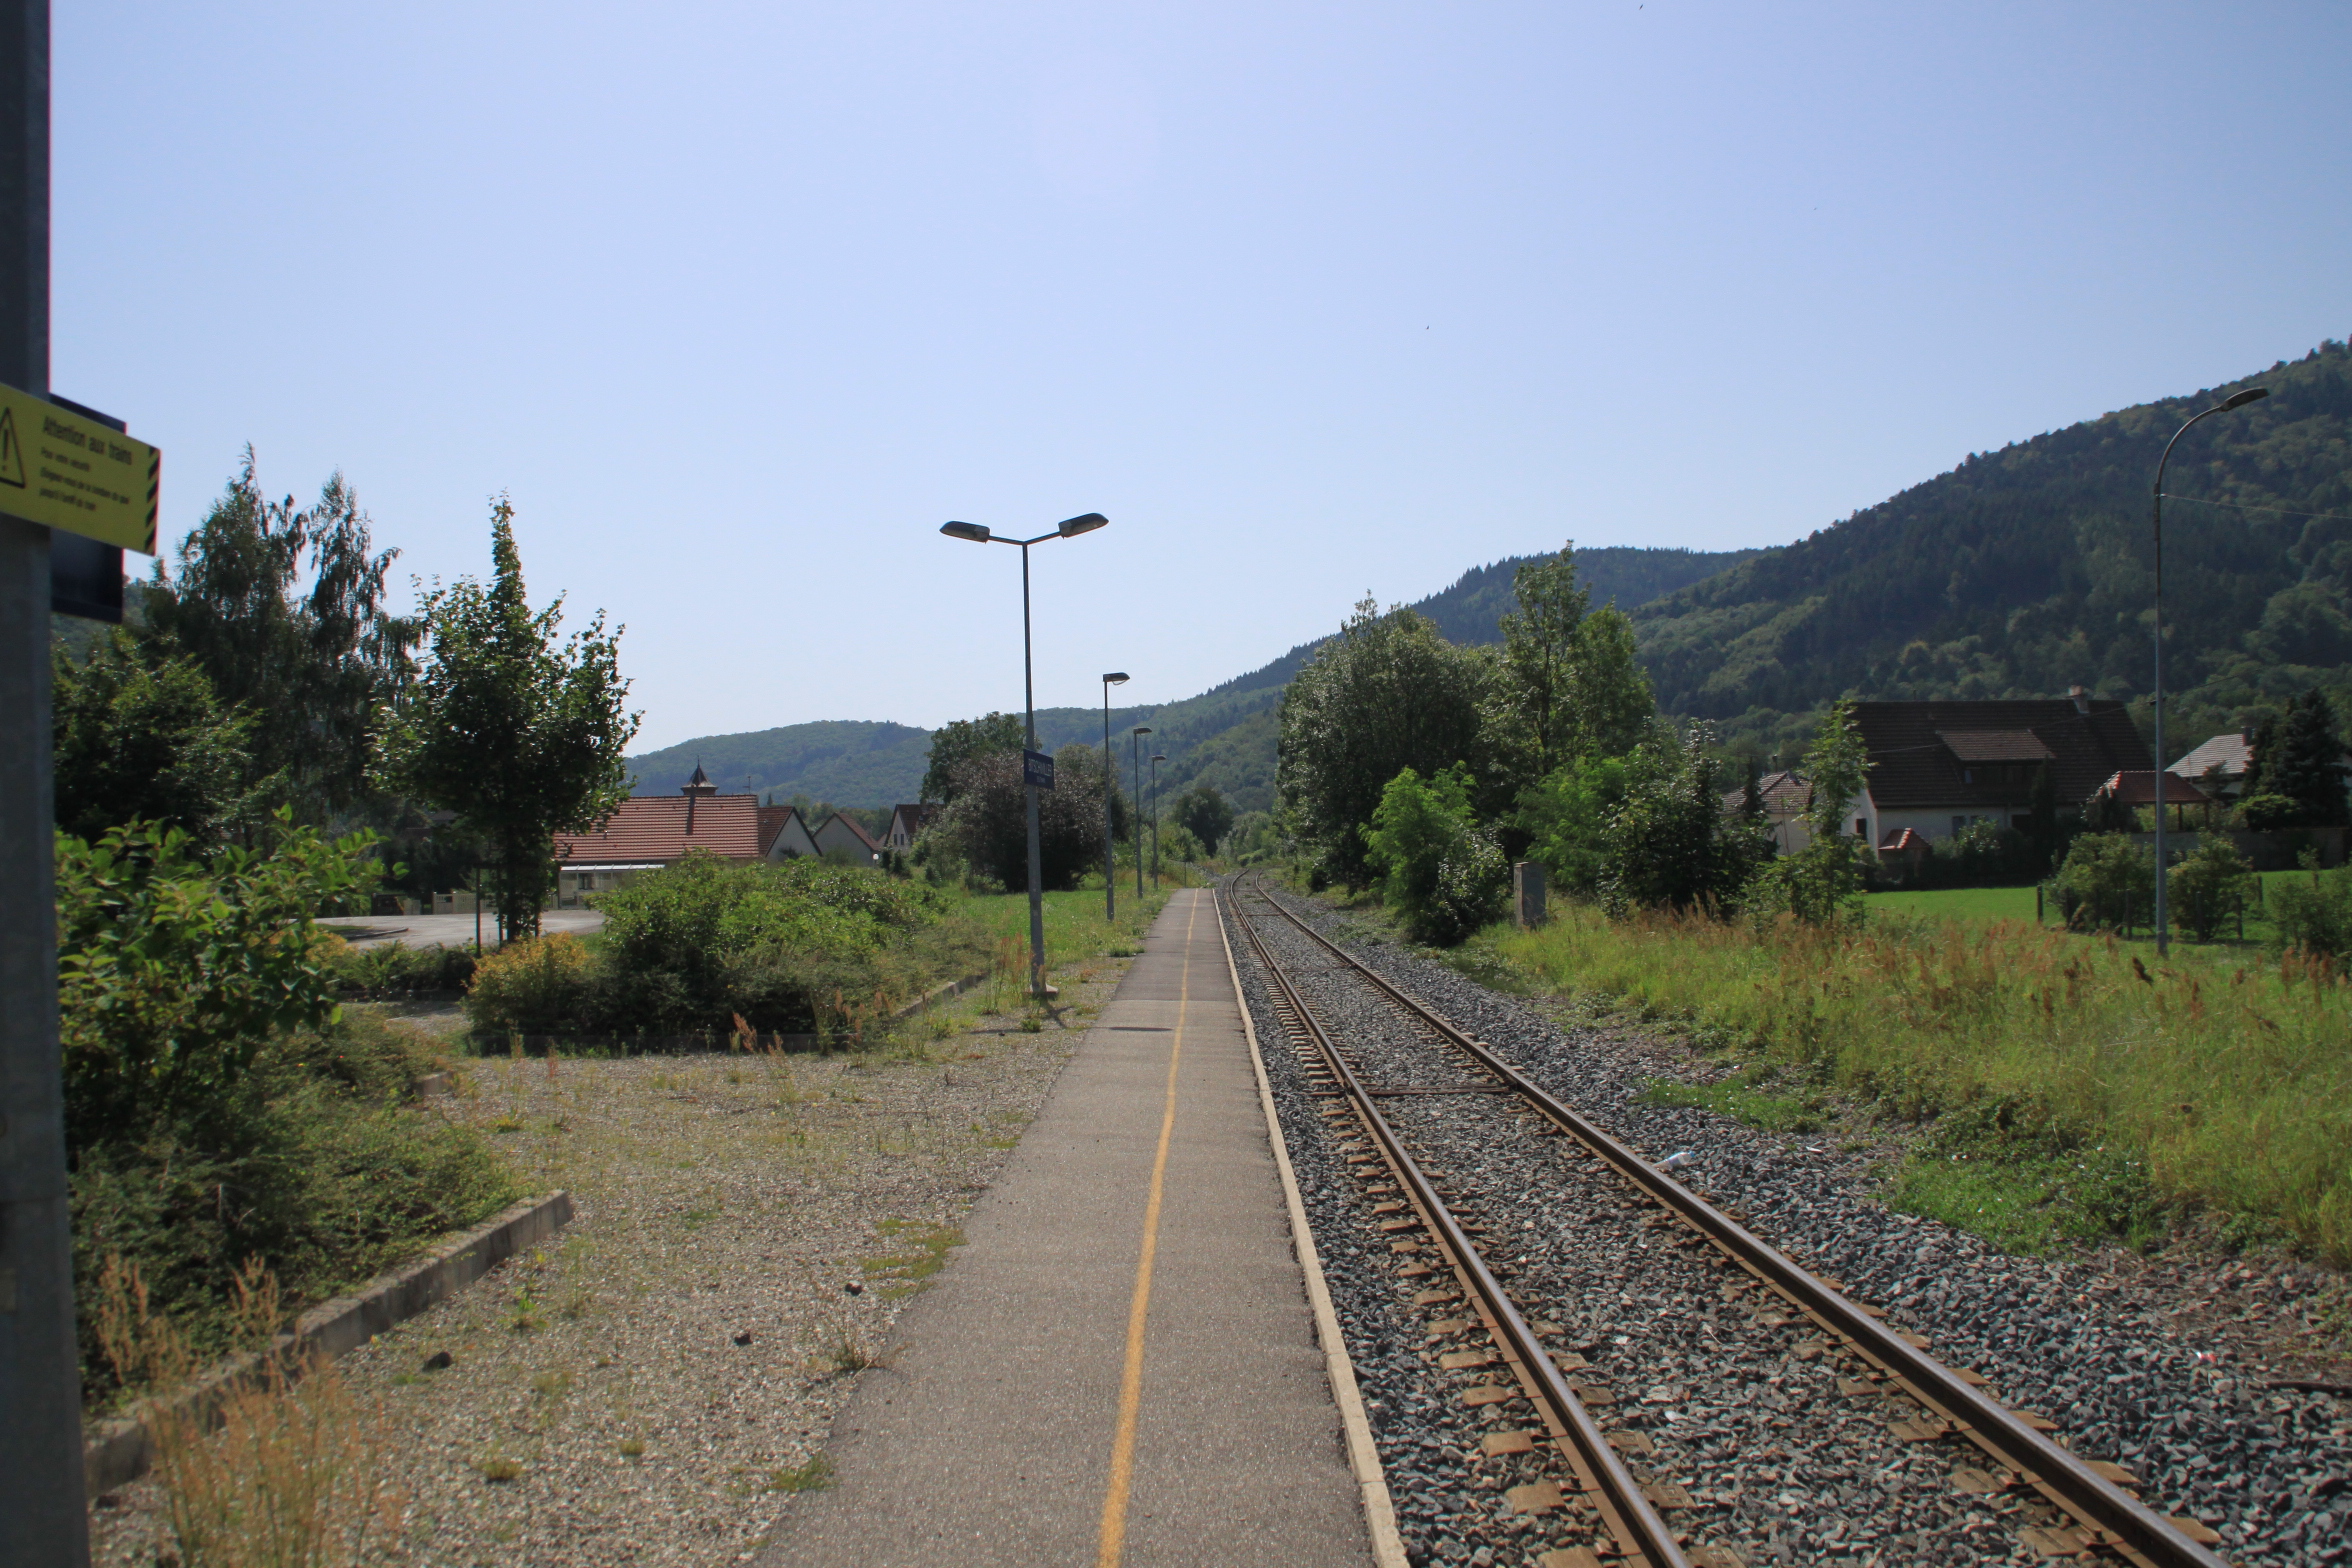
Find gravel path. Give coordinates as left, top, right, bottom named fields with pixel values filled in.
left=1228, top=880, right=2352, bottom=1568
left=87, top=960, right=1139, bottom=1568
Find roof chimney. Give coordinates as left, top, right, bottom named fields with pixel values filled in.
left=2068, top=685, right=2090, bottom=715
left=683, top=761, right=715, bottom=834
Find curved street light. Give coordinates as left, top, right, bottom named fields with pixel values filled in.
left=2149, top=387, right=2266, bottom=957
left=938, top=514, right=1111, bottom=998
left=1101, top=672, right=1129, bottom=920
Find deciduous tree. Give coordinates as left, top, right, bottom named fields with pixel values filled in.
left=52, top=633, right=259, bottom=844
left=389, top=499, right=637, bottom=940
left=1277, top=596, right=1493, bottom=888
left=1167, top=782, right=1235, bottom=855
left=921, top=712, right=1024, bottom=804
left=140, top=453, right=415, bottom=821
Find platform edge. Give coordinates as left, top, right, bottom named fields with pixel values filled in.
left=1216, top=885, right=1409, bottom=1568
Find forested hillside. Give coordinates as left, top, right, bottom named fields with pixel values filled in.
left=627, top=546, right=1751, bottom=808
left=636, top=333, right=2352, bottom=812
left=1633, top=339, right=2352, bottom=759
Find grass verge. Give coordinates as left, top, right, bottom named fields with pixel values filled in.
left=1480, top=903, right=2352, bottom=1264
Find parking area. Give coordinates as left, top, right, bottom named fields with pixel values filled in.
left=316, top=910, right=606, bottom=950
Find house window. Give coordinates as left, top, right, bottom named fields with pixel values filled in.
left=1952, top=816, right=1966, bottom=835
left=1854, top=818, right=1868, bottom=838
left=1962, top=768, right=1975, bottom=784
left=576, top=873, right=594, bottom=891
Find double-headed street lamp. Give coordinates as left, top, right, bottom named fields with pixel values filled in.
left=2148, top=386, right=2266, bottom=957
left=939, top=512, right=1110, bottom=998
left=1130, top=726, right=1151, bottom=899
left=1100, top=672, right=1128, bottom=920
left=1151, top=752, right=1167, bottom=884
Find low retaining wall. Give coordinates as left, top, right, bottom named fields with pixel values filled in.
left=83, top=1189, right=574, bottom=1498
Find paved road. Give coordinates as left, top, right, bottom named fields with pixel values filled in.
left=758, top=887, right=1371, bottom=1568
left=315, top=910, right=605, bottom=950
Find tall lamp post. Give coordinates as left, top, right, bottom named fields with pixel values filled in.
left=939, top=512, right=1110, bottom=998
left=1130, top=726, right=1151, bottom=899
left=1150, top=752, right=1167, bottom=884
left=2149, top=387, right=2267, bottom=957
left=1100, top=672, right=1128, bottom=920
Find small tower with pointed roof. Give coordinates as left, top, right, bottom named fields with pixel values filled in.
left=682, top=761, right=716, bottom=833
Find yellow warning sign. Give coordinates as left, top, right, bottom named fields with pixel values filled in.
left=0, top=383, right=161, bottom=554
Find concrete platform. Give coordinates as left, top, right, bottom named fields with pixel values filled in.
left=757, top=888, right=1372, bottom=1568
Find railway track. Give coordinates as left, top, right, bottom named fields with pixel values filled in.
left=1225, top=872, right=2236, bottom=1568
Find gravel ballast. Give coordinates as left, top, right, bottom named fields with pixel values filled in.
left=1225, top=880, right=2352, bottom=1568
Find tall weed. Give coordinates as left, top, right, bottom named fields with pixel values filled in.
left=96, top=1255, right=403, bottom=1567
left=1490, top=906, right=2352, bottom=1263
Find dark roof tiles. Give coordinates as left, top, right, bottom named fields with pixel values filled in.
left=1853, top=700, right=2151, bottom=810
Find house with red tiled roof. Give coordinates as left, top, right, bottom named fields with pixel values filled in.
left=2090, top=770, right=2215, bottom=830
left=554, top=765, right=763, bottom=902
left=812, top=811, right=884, bottom=865
left=1833, top=693, right=2153, bottom=846
left=882, top=803, right=936, bottom=850
left=759, top=804, right=820, bottom=860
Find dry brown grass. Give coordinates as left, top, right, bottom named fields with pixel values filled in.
left=96, top=1255, right=404, bottom=1568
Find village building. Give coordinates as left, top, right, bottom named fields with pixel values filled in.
left=759, top=803, right=820, bottom=860
left=811, top=811, right=885, bottom=865
left=2166, top=732, right=2254, bottom=799
left=882, top=802, right=936, bottom=850
left=1717, top=769, right=1814, bottom=855
left=2089, top=769, right=2215, bottom=830
left=553, top=765, right=761, bottom=903
left=1834, top=691, right=2153, bottom=848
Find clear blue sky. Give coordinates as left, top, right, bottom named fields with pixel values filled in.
left=52, top=1, right=2351, bottom=751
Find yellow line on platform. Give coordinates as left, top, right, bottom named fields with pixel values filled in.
left=1096, top=893, right=1196, bottom=1568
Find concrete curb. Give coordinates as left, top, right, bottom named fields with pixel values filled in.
left=83, top=1189, right=574, bottom=1499
left=1215, top=887, right=1409, bottom=1568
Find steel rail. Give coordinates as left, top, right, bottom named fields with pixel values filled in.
left=1224, top=882, right=1691, bottom=1568
left=1239, top=873, right=2231, bottom=1568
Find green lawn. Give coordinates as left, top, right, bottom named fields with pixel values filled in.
left=1863, top=885, right=2042, bottom=924
left=949, top=885, right=1174, bottom=994
left=1860, top=876, right=2335, bottom=985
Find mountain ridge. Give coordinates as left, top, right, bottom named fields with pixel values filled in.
left=625, top=546, right=1756, bottom=810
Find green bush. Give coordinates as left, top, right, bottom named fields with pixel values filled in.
left=57, top=815, right=377, bottom=1148
left=2269, top=867, right=2352, bottom=959
left=2051, top=833, right=2153, bottom=932
left=1364, top=765, right=1507, bottom=945
left=72, top=1012, right=515, bottom=1400
left=1517, top=754, right=1630, bottom=898
left=321, top=936, right=478, bottom=997
left=2167, top=838, right=2256, bottom=943
left=464, top=932, right=600, bottom=1035
left=462, top=851, right=980, bottom=1039
left=58, top=814, right=517, bottom=1399
left=2234, top=792, right=2305, bottom=831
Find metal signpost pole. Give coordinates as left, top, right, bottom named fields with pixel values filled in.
left=1130, top=726, right=1150, bottom=899
left=2146, top=386, right=2267, bottom=959
left=936, top=515, right=1107, bottom=1002
left=1, top=0, right=93, bottom=1557
left=1100, top=672, right=1126, bottom=922
left=1019, top=543, right=1045, bottom=998
left=1150, top=752, right=1165, bottom=885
